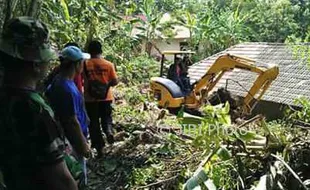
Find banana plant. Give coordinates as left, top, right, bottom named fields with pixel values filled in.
left=135, top=0, right=167, bottom=55
left=2, top=0, right=38, bottom=28
left=175, top=10, right=197, bottom=45
left=183, top=146, right=235, bottom=190
left=216, top=4, right=249, bottom=47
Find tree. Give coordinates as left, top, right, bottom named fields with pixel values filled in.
left=135, top=0, right=164, bottom=56
left=290, top=0, right=310, bottom=41
left=2, top=0, right=40, bottom=28
left=243, top=0, right=298, bottom=42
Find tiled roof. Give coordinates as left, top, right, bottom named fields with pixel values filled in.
left=188, top=42, right=310, bottom=106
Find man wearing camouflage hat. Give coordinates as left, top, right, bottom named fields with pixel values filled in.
left=0, top=17, right=78, bottom=190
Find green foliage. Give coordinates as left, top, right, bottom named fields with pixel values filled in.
left=178, top=102, right=295, bottom=189
left=59, top=0, right=70, bottom=20
left=135, top=0, right=173, bottom=55
left=173, top=1, right=251, bottom=58
left=206, top=159, right=238, bottom=189
left=40, top=0, right=117, bottom=48
left=289, top=0, right=310, bottom=41
left=286, top=97, right=310, bottom=123
left=155, top=141, right=179, bottom=157
left=114, top=103, right=149, bottom=126
left=118, top=55, right=159, bottom=84
left=184, top=169, right=216, bottom=190
left=245, top=0, right=299, bottom=42
left=2, top=1, right=310, bottom=189
left=179, top=103, right=237, bottom=150
left=1, top=0, right=307, bottom=69
left=184, top=146, right=239, bottom=190
left=131, top=165, right=161, bottom=186
left=1, top=0, right=310, bottom=59
left=122, top=85, right=146, bottom=105
left=113, top=83, right=154, bottom=127
left=216, top=146, right=231, bottom=161
left=171, top=0, right=309, bottom=59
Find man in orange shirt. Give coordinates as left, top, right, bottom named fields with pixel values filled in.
left=84, top=40, right=118, bottom=157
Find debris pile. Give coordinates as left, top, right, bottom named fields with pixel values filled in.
left=85, top=83, right=310, bottom=190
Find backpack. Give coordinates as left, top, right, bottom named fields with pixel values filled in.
left=83, top=62, right=110, bottom=99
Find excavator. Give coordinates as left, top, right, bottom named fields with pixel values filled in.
left=150, top=51, right=279, bottom=115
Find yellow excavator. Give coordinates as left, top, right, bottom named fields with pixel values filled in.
left=150, top=51, right=279, bottom=115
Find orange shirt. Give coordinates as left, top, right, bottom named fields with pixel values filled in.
left=84, top=58, right=117, bottom=102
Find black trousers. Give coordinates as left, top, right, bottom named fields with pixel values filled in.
left=85, top=101, right=113, bottom=150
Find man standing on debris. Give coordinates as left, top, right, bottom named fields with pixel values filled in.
left=0, top=17, right=78, bottom=190
left=84, top=40, right=118, bottom=158
left=46, top=46, right=91, bottom=186
left=44, top=42, right=86, bottom=93
left=63, top=42, right=87, bottom=93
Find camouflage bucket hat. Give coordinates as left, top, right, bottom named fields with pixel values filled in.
left=0, top=16, right=56, bottom=63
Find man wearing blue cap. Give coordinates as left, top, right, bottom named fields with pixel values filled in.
left=46, top=46, right=91, bottom=186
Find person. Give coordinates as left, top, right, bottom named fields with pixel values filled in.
left=44, top=42, right=86, bottom=93
left=44, top=64, right=60, bottom=90
left=46, top=46, right=91, bottom=186
left=0, top=17, right=78, bottom=190
left=64, top=42, right=86, bottom=93
left=84, top=40, right=118, bottom=158
left=167, top=56, right=191, bottom=95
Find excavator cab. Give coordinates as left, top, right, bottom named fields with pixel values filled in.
left=158, top=50, right=195, bottom=77
left=151, top=51, right=195, bottom=108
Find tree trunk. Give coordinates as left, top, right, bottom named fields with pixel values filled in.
left=84, top=24, right=96, bottom=51
left=27, top=0, right=40, bottom=18
left=3, top=0, right=12, bottom=28
left=151, top=41, right=161, bottom=55
left=145, top=41, right=152, bottom=56
left=3, top=0, right=19, bottom=29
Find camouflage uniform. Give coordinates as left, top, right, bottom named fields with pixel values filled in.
left=0, top=17, right=68, bottom=190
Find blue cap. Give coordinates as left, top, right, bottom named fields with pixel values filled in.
left=60, top=46, right=89, bottom=62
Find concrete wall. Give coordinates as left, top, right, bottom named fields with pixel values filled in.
left=150, top=38, right=189, bottom=61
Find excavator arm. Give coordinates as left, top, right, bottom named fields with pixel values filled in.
left=193, top=54, right=279, bottom=114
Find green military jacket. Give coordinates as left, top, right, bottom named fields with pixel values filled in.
left=0, top=87, right=64, bottom=190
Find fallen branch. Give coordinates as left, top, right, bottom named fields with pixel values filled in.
left=181, top=152, right=201, bottom=163
left=236, top=152, right=261, bottom=158
left=135, top=175, right=178, bottom=189
left=237, top=114, right=263, bottom=128
left=224, top=144, right=265, bottom=150
left=177, top=133, right=194, bottom=140
left=193, top=148, right=219, bottom=175
left=293, top=120, right=310, bottom=128
left=287, top=104, right=299, bottom=112
left=165, top=169, right=182, bottom=173
left=271, top=154, right=308, bottom=190
left=156, top=126, right=182, bottom=132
